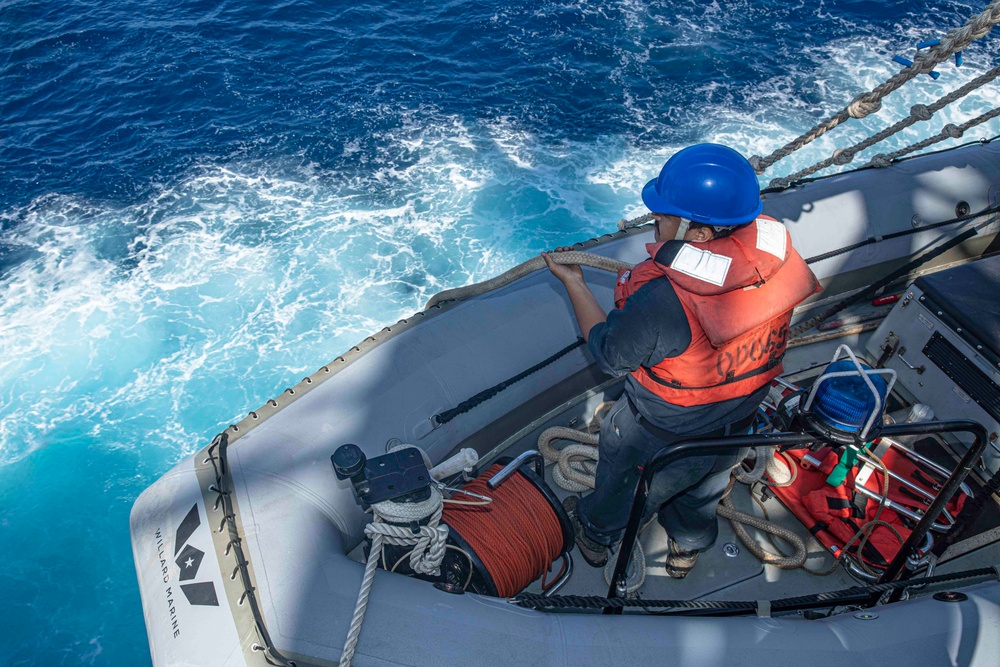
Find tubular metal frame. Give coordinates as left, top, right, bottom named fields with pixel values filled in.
left=604, top=419, right=989, bottom=613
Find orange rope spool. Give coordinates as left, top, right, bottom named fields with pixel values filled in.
left=442, top=463, right=566, bottom=598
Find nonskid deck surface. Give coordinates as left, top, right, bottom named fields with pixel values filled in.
left=527, top=469, right=862, bottom=603
left=513, top=432, right=1000, bottom=605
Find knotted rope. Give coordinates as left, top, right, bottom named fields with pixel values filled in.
left=339, top=459, right=447, bottom=666
left=866, top=105, right=1000, bottom=167
left=772, top=64, right=1000, bottom=186
left=749, top=0, right=1000, bottom=179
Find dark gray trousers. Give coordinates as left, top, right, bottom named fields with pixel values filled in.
left=577, top=394, right=750, bottom=551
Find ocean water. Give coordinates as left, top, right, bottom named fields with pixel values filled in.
left=1, top=0, right=998, bottom=663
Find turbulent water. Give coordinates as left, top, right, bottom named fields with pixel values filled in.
left=2, top=0, right=998, bottom=663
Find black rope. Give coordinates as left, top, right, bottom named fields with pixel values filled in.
left=510, top=593, right=755, bottom=612
left=206, top=431, right=296, bottom=667
left=511, top=566, right=999, bottom=613
left=804, top=203, right=1000, bottom=265
left=433, top=337, right=586, bottom=425
left=792, top=208, right=1000, bottom=337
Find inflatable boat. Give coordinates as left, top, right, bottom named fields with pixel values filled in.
left=130, top=138, right=1000, bottom=666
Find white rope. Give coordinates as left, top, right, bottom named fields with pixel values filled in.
left=368, top=493, right=449, bottom=576
left=538, top=426, right=599, bottom=492
left=604, top=538, right=647, bottom=595
left=537, top=409, right=648, bottom=592
left=339, top=484, right=447, bottom=666
left=540, top=406, right=815, bottom=577
left=339, top=530, right=385, bottom=667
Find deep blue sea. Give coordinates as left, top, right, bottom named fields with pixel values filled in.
left=2, top=0, right=998, bottom=664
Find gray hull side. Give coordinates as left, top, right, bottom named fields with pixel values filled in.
left=131, top=141, right=1000, bottom=666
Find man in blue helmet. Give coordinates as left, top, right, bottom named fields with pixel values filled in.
left=543, top=143, right=820, bottom=576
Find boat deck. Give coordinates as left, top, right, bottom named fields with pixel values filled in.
left=483, top=322, right=1000, bottom=608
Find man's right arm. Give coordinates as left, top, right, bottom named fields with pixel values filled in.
left=588, top=278, right=692, bottom=376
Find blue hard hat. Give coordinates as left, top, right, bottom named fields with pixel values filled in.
left=642, top=144, right=763, bottom=226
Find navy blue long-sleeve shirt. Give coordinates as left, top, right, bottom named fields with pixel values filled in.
left=587, top=241, right=768, bottom=435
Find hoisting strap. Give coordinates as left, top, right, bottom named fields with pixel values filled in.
left=433, top=337, right=585, bottom=426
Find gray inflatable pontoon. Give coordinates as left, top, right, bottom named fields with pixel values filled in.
left=131, top=141, right=1000, bottom=667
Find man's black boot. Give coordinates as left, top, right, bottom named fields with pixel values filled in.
left=562, top=496, right=608, bottom=567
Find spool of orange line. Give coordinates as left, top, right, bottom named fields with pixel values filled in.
left=442, top=463, right=570, bottom=598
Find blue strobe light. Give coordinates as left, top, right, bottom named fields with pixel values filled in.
left=811, top=360, right=889, bottom=433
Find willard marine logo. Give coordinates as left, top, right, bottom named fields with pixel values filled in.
left=173, top=503, right=219, bottom=607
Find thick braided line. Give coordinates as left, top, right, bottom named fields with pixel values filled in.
left=424, top=252, right=633, bottom=309
left=718, top=493, right=808, bottom=569
left=542, top=425, right=806, bottom=572
left=538, top=426, right=599, bottom=493
left=339, top=531, right=385, bottom=667
left=775, top=65, right=1000, bottom=185
left=554, top=445, right=598, bottom=492
left=537, top=425, right=646, bottom=592
left=869, top=105, right=1000, bottom=165
left=750, top=0, right=1000, bottom=176
left=732, top=446, right=772, bottom=485
left=604, top=537, right=647, bottom=595
left=618, top=212, right=654, bottom=231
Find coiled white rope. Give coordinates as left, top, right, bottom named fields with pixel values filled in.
left=367, top=491, right=449, bottom=576
left=538, top=404, right=645, bottom=593
left=339, top=452, right=448, bottom=666
left=539, top=406, right=816, bottom=581
left=538, top=426, right=599, bottom=493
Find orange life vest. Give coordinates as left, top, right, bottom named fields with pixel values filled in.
left=613, top=215, right=821, bottom=406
